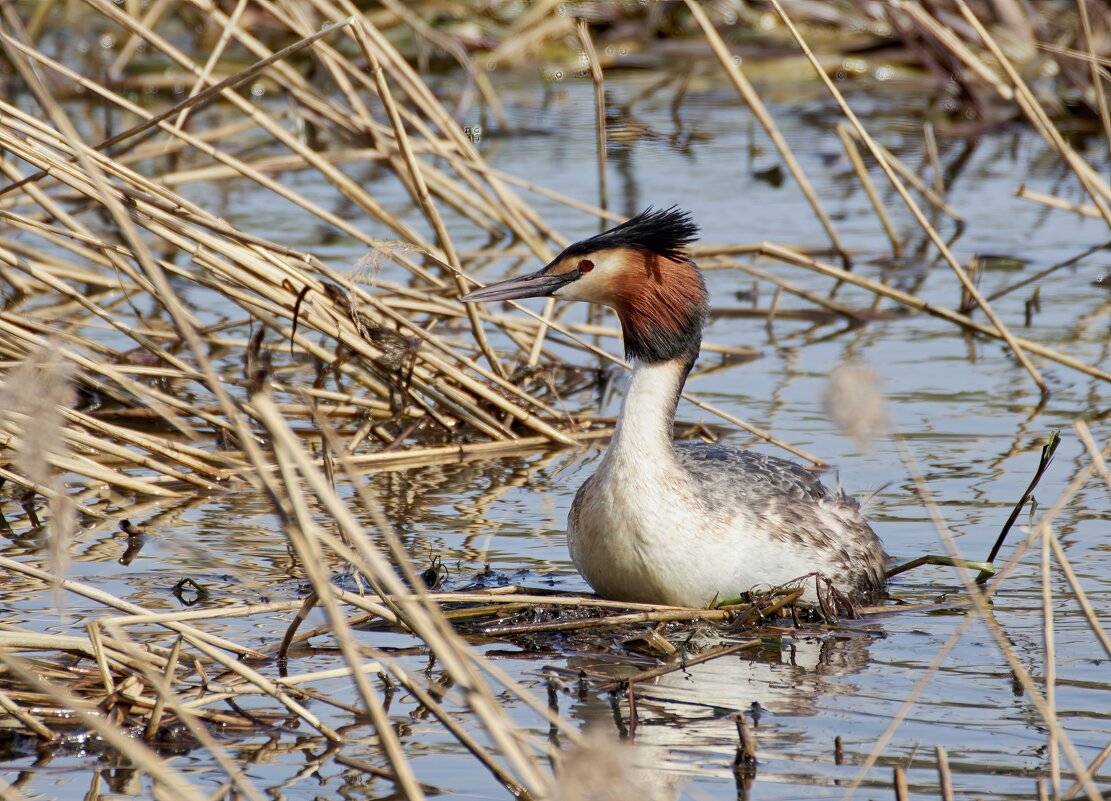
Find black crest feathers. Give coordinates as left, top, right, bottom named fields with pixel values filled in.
left=559, top=206, right=699, bottom=262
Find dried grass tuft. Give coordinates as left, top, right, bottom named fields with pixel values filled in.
left=823, top=361, right=890, bottom=450
left=552, top=734, right=672, bottom=801
left=0, top=342, right=75, bottom=487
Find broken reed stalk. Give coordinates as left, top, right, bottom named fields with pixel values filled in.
left=1017, top=185, right=1103, bottom=218
left=936, top=746, right=954, bottom=801
left=893, top=766, right=909, bottom=801
left=983, top=430, right=1060, bottom=569
left=733, top=712, right=757, bottom=772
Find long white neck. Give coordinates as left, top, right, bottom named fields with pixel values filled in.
left=602, top=358, right=689, bottom=468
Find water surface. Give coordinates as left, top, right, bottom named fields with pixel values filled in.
left=2, top=63, right=1109, bottom=801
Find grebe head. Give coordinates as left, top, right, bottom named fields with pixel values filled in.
left=462, top=207, right=708, bottom=363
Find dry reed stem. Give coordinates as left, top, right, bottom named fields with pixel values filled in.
left=326, top=1, right=553, bottom=256
left=1075, top=0, right=1111, bottom=170
left=1042, top=516, right=1061, bottom=798
left=951, top=0, right=1111, bottom=224
left=1064, top=743, right=1111, bottom=800
left=895, top=440, right=1104, bottom=801
left=0, top=131, right=241, bottom=440
left=143, top=635, right=182, bottom=741
left=84, top=0, right=445, bottom=279
left=923, top=123, right=944, bottom=200
left=172, top=0, right=248, bottom=132
left=760, top=243, right=1111, bottom=383
left=253, top=392, right=426, bottom=797
left=0, top=464, right=101, bottom=520
left=186, top=625, right=342, bottom=741
left=148, top=199, right=564, bottom=442
left=893, top=766, right=909, bottom=801
left=0, top=652, right=208, bottom=801
left=1047, top=529, right=1111, bottom=661
left=108, top=0, right=173, bottom=76
left=685, top=0, right=850, bottom=266
left=0, top=555, right=262, bottom=658
left=707, top=256, right=867, bottom=322
left=1075, top=421, right=1111, bottom=495
left=0, top=687, right=53, bottom=740
left=935, top=746, right=954, bottom=801
left=1, top=411, right=216, bottom=490
left=576, top=19, right=608, bottom=221
left=843, top=130, right=964, bottom=224
left=767, top=0, right=1047, bottom=394
left=1017, top=186, right=1103, bottom=218
left=469, top=161, right=624, bottom=223
left=842, top=432, right=1106, bottom=800
left=835, top=123, right=902, bottom=258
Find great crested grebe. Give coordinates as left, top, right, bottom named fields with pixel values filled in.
left=462, top=207, right=886, bottom=608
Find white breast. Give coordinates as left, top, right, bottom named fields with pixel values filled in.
left=568, top=459, right=849, bottom=607
left=566, top=360, right=879, bottom=607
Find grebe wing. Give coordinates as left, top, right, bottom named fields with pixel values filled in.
left=672, top=441, right=852, bottom=507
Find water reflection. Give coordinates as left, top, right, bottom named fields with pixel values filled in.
left=557, top=634, right=875, bottom=798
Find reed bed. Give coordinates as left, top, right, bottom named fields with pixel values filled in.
left=0, top=1, right=1108, bottom=799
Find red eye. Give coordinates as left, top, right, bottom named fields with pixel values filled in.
left=578, top=259, right=594, bottom=273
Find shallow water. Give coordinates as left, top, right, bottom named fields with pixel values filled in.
left=2, top=63, right=1110, bottom=801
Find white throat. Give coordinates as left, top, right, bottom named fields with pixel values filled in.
left=602, top=359, right=688, bottom=469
